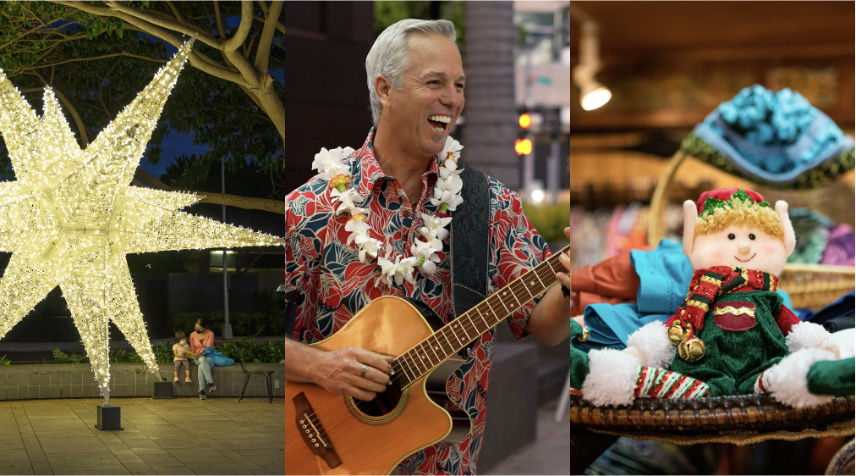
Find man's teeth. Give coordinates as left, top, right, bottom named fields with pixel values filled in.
left=429, top=115, right=451, bottom=124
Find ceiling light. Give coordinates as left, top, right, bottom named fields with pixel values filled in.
left=573, top=17, right=611, bottom=111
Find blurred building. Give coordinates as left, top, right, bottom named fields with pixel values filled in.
left=283, top=2, right=375, bottom=194
left=513, top=1, right=571, bottom=203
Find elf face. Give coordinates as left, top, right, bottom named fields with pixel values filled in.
left=689, top=224, right=789, bottom=276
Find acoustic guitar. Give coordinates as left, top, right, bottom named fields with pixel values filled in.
left=285, top=245, right=570, bottom=474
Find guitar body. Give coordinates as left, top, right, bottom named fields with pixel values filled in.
left=285, top=296, right=471, bottom=475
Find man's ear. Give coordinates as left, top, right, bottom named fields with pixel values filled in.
left=775, top=200, right=796, bottom=255
left=374, top=75, right=393, bottom=109
left=682, top=200, right=697, bottom=257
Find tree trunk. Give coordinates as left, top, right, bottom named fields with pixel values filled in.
left=197, top=192, right=283, bottom=215
left=250, top=79, right=286, bottom=141
left=462, top=2, right=519, bottom=189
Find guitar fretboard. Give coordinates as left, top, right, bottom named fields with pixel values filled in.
left=390, top=245, right=570, bottom=388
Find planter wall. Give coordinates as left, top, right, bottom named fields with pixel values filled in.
left=0, top=363, right=283, bottom=400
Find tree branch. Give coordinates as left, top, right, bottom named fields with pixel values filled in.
left=224, top=48, right=260, bottom=86
left=53, top=1, right=250, bottom=87
left=256, top=0, right=268, bottom=16
left=213, top=0, right=227, bottom=39
left=131, top=169, right=284, bottom=214
left=21, top=85, right=90, bottom=146
left=165, top=1, right=183, bottom=22
left=189, top=51, right=249, bottom=87
left=224, top=1, right=253, bottom=52
left=52, top=87, right=90, bottom=146
left=254, top=15, right=284, bottom=34
left=104, top=0, right=222, bottom=49
left=197, top=192, right=284, bottom=214
left=26, top=52, right=167, bottom=70
left=254, top=0, right=282, bottom=73
left=0, top=17, right=63, bottom=50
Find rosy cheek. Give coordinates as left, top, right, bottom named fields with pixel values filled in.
left=763, top=246, right=778, bottom=256
left=708, top=251, right=725, bottom=263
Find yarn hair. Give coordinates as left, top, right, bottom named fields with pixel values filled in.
left=695, top=203, right=784, bottom=239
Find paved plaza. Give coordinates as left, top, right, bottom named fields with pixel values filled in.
left=485, top=399, right=570, bottom=475
left=0, top=397, right=283, bottom=475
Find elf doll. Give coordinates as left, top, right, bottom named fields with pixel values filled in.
left=580, top=188, right=852, bottom=408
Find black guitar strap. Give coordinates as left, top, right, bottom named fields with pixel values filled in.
left=450, top=167, right=490, bottom=358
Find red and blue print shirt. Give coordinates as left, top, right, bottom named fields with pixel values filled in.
left=284, top=130, right=549, bottom=475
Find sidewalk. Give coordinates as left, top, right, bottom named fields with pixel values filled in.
left=0, top=397, right=283, bottom=475
left=484, top=398, right=570, bottom=475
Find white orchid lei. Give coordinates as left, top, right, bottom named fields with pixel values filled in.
left=311, top=137, right=464, bottom=287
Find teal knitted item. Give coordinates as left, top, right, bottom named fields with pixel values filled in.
left=788, top=212, right=829, bottom=264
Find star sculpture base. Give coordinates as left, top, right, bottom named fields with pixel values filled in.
left=95, top=404, right=122, bottom=431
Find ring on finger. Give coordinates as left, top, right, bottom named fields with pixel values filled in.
left=360, top=364, right=368, bottom=378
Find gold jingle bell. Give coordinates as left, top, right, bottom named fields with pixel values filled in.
left=678, top=338, right=706, bottom=362
left=668, top=321, right=691, bottom=345
left=578, top=328, right=590, bottom=342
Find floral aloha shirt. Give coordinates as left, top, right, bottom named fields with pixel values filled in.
left=284, top=130, right=550, bottom=475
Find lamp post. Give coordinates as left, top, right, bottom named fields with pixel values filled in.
left=221, top=157, right=232, bottom=339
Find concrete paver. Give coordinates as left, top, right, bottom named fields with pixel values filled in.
left=0, top=397, right=283, bottom=475
left=483, top=399, right=571, bottom=475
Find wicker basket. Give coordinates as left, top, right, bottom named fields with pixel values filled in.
left=570, top=394, right=855, bottom=445
left=648, top=150, right=855, bottom=311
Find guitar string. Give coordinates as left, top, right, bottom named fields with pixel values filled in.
left=388, top=250, right=566, bottom=387
left=390, top=255, right=561, bottom=386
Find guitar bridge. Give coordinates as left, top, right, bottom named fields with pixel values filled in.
left=292, top=392, right=342, bottom=469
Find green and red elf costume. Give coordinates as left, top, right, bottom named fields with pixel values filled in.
left=579, top=188, right=852, bottom=408
left=666, top=264, right=800, bottom=396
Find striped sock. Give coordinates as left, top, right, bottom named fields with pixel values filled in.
left=634, top=366, right=711, bottom=399
left=753, top=372, right=768, bottom=394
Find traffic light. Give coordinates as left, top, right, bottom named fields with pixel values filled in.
left=518, top=112, right=532, bottom=130
left=515, top=138, right=533, bottom=156
left=516, top=110, right=533, bottom=156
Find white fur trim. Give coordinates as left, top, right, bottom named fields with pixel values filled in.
left=626, top=320, right=675, bottom=368
left=831, top=328, right=855, bottom=359
left=581, top=349, right=640, bottom=407
left=763, top=348, right=837, bottom=408
left=787, top=321, right=837, bottom=355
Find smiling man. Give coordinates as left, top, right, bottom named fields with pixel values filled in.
left=284, top=19, right=571, bottom=474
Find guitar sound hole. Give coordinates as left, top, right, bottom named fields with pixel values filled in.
left=353, top=380, right=403, bottom=417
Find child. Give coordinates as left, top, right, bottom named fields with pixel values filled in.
left=172, top=331, right=195, bottom=383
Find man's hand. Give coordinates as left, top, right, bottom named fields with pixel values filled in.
left=555, top=226, right=571, bottom=290
left=285, top=338, right=394, bottom=401
left=315, top=347, right=394, bottom=401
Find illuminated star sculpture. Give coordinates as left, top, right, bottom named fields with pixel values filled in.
left=0, top=41, right=281, bottom=401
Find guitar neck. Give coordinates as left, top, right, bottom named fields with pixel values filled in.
left=391, top=245, right=570, bottom=387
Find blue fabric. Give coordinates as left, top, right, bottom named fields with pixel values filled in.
left=806, top=291, right=855, bottom=327
left=632, top=239, right=693, bottom=315
left=202, top=347, right=235, bottom=367
left=577, top=239, right=793, bottom=351
left=693, top=85, right=853, bottom=184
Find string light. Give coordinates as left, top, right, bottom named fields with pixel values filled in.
left=0, top=41, right=281, bottom=401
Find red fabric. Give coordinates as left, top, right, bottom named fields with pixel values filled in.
left=666, top=267, right=792, bottom=338
left=695, top=188, right=767, bottom=214
left=775, top=304, right=802, bottom=335
left=189, top=330, right=214, bottom=355
left=570, top=249, right=639, bottom=315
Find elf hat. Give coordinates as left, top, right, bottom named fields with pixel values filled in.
left=694, top=188, right=784, bottom=239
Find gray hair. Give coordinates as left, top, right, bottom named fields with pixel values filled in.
left=365, top=19, right=457, bottom=124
